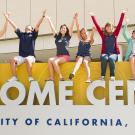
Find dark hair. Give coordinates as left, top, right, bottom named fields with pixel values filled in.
left=132, top=30, right=135, bottom=34
left=58, top=24, right=70, bottom=37
left=103, top=22, right=113, bottom=36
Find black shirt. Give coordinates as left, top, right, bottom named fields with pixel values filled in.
left=54, top=34, right=71, bottom=55
left=15, top=28, right=38, bottom=57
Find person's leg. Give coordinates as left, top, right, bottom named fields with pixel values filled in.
left=108, top=54, right=118, bottom=80
left=100, top=54, right=109, bottom=79
left=24, top=56, right=35, bottom=82
left=10, top=58, right=17, bottom=77
left=69, top=56, right=83, bottom=80
left=8, top=56, right=24, bottom=82
left=52, top=57, right=67, bottom=80
left=47, top=57, right=57, bottom=80
left=83, top=57, right=91, bottom=82
left=129, top=56, right=135, bottom=79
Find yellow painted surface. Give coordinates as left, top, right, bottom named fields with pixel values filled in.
left=0, top=62, right=132, bottom=105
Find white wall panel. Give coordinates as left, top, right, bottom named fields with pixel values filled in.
left=57, top=0, right=84, bottom=32
left=114, top=0, right=135, bottom=42
left=6, top=0, right=30, bottom=38
left=0, top=0, right=6, bottom=39
left=31, top=0, right=57, bottom=35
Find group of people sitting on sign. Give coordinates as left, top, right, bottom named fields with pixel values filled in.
left=0, top=9, right=134, bottom=83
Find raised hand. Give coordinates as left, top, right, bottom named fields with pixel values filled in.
left=89, top=12, right=95, bottom=16
left=122, top=9, right=127, bottom=14
left=92, top=27, right=96, bottom=32
left=4, top=13, right=10, bottom=20
left=45, top=15, right=51, bottom=20
left=74, top=13, right=78, bottom=20
left=43, top=10, right=46, bottom=17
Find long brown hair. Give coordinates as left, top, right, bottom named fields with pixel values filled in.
left=103, top=22, right=114, bottom=36
left=58, top=24, right=70, bottom=37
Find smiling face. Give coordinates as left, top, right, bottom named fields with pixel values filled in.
left=105, top=23, right=113, bottom=34
left=60, top=25, right=67, bottom=36
left=80, top=28, right=88, bottom=41
left=25, top=25, right=33, bottom=33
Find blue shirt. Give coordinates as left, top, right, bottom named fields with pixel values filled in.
left=104, top=35, right=116, bottom=54
left=54, top=34, right=71, bottom=55
left=15, top=28, right=38, bottom=57
left=77, top=41, right=91, bottom=57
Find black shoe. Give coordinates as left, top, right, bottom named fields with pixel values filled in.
left=45, top=78, right=54, bottom=81
left=60, top=78, right=65, bottom=81
left=69, top=73, right=74, bottom=80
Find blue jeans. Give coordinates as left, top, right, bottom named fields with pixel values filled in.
left=100, top=54, right=118, bottom=76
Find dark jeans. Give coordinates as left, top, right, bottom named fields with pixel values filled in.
left=100, top=54, right=118, bottom=77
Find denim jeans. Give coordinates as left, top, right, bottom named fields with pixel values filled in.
left=100, top=54, right=118, bottom=76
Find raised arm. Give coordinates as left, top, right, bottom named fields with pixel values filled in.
left=46, top=15, right=57, bottom=36
left=122, top=24, right=130, bottom=42
left=90, top=27, right=96, bottom=45
left=34, top=10, right=46, bottom=32
left=69, top=13, right=76, bottom=36
left=74, top=13, right=81, bottom=39
left=113, top=10, right=126, bottom=36
left=89, top=12, right=104, bottom=38
left=122, top=18, right=130, bottom=42
left=0, top=14, right=8, bottom=37
left=4, top=13, right=17, bottom=31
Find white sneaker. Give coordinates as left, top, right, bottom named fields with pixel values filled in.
left=100, top=76, right=105, bottom=81
left=29, top=77, right=34, bottom=82
left=110, top=76, right=115, bottom=81
left=8, top=76, right=18, bottom=82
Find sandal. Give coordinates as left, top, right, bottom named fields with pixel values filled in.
left=69, top=73, right=74, bottom=80
left=85, top=80, right=92, bottom=83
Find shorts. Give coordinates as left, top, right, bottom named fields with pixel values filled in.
left=129, top=54, right=135, bottom=58
left=57, top=55, right=70, bottom=62
left=76, top=55, right=91, bottom=62
left=14, top=56, right=36, bottom=66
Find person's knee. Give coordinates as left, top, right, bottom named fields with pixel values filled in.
left=83, top=60, right=89, bottom=65
left=24, top=58, right=31, bottom=65
left=48, top=57, right=54, bottom=63
left=101, top=56, right=108, bottom=62
left=53, top=60, right=59, bottom=65
left=77, top=57, right=83, bottom=64
left=10, top=58, right=16, bottom=64
left=108, top=57, right=115, bottom=63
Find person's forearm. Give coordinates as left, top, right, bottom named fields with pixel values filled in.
left=0, top=20, right=8, bottom=37
left=35, top=16, right=45, bottom=31
left=91, top=16, right=103, bottom=38
left=47, top=18, right=56, bottom=36
left=75, top=18, right=80, bottom=33
left=122, top=24, right=130, bottom=41
left=75, top=18, right=81, bottom=38
left=69, top=18, right=75, bottom=36
left=7, top=18, right=17, bottom=31
left=90, top=30, right=95, bottom=44
left=114, top=13, right=125, bottom=36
